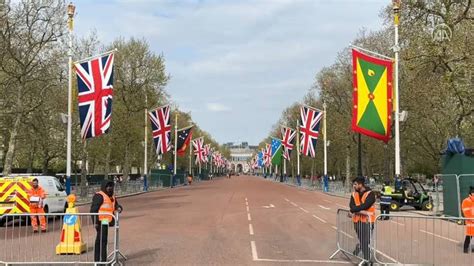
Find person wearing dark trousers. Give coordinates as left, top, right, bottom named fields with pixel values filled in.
left=90, top=180, right=123, bottom=262
left=380, top=183, right=393, bottom=220
left=350, top=177, right=376, bottom=264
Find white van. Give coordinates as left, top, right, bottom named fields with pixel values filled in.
left=34, top=175, right=68, bottom=213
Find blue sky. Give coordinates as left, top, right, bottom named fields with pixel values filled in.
left=75, top=0, right=387, bottom=145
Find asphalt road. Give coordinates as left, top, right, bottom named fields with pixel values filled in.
left=1, top=175, right=472, bottom=265
left=116, top=175, right=355, bottom=265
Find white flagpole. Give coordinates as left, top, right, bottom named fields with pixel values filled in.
left=323, top=101, right=327, bottom=178
left=65, top=3, right=75, bottom=195
left=189, top=138, right=192, bottom=177
left=173, top=113, right=178, bottom=176
left=297, top=120, right=301, bottom=177
left=144, top=94, right=148, bottom=191
left=393, top=1, right=401, bottom=177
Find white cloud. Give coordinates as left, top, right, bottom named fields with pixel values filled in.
left=206, top=103, right=231, bottom=112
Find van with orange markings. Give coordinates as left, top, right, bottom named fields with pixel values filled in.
left=0, top=175, right=67, bottom=226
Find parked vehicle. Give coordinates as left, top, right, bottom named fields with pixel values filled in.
left=0, top=175, right=68, bottom=226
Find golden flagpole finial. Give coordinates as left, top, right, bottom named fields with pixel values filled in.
left=67, top=2, right=76, bottom=31
left=392, top=0, right=401, bottom=26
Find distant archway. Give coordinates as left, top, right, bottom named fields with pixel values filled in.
left=237, top=164, right=243, bottom=173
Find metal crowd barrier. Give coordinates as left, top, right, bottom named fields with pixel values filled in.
left=0, top=213, right=122, bottom=265
left=330, top=209, right=372, bottom=265
left=374, top=214, right=474, bottom=265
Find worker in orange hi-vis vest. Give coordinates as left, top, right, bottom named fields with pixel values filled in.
left=350, top=176, right=376, bottom=262
left=27, top=178, right=47, bottom=233
left=462, top=186, right=474, bottom=253
left=90, top=180, right=123, bottom=262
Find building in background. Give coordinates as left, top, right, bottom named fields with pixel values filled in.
left=224, top=142, right=257, bottom=173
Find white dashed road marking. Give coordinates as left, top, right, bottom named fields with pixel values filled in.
left=249, top=224, right=254, bottom=235
left=420, top=229, right=459, bottom=243
left=318, top=204, right=330, bottom=210
left=312, top=214, right=327, bottom=223
left=299, top=207, right=309, bottom=213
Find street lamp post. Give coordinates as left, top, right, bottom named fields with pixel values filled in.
left=66, top=2, right=75, bottom=195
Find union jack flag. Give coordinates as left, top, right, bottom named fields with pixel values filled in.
left=148, top=105, right=172, bottom=155
left=299, top=105, right=323, bottom=158
left=75, top=53, right=115, bottom=139
left=203, top=144, right=210, bottom=163
left=281, top=126, right=296, bottom=160
left=192, top=137, right=205, bottom=164
left=263, top=144, right=272, bottom=166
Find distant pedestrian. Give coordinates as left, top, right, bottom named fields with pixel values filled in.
left=90, top=180, right=123, bottom=262
left=461, top=186, right=474, bottom=253
left=350, top=176, right=375, bottom=262
left=433, top=175, right=440, bottom=191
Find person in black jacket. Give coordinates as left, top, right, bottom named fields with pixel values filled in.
left=90, top=180, right=123, bottom=262
left=349, top=176, right=375, bottom=263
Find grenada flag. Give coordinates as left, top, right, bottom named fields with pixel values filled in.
left=352, top=49, right=393, bottom=143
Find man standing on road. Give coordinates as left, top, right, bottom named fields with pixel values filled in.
left=90, top=180, right=123, bottom=262
left=350, top=176, right=376, bottom=263
left=28, top=178, right=47, bottom=233
left=461, top=186, right=474, bottom=253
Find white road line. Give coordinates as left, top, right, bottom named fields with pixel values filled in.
left=249, top=224, right=254, bottom=235
left=375, top=249, right=399, bottom=263
left=290, top=202, right=298, bottom=207
left=390, top=220, right=405, bottom=226
left=340, top=230, right=354, bottom=239
left=312, top=214, right=327, bottom=223
left=331, top=226, right=337, bottom=230
left=420, top=229, right=459, bottom=243
left=250, top=241, right=349, bottom=264
left=256, top=258, right=349, bottom=264
left=299, top=207, right=309, bottom=213
left=250, top=241, right=258, bottom=261
left=246, top=206, right=249, bottom=212
left=284, top=198, right=289, bottom=202
left=318, top=204, right=330, bottom=210
left=247, top=213, right=252, bottom=221
left=245, top=197, right=248, bottom=201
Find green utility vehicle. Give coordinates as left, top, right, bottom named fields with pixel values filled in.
left=383, top=178, right=433, bottom=211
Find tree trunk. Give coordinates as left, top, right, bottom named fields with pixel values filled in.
left=345, top=145, right=351, bottom=192
left=123, top=142, right=130, bottom=181
left=2, top=113, right=21, bottom=175
left=27, top=144, right=36, bottom=173
left=104, top=140, right=112, bottom=180
left=42, top=152, right=50, bottom=175
left=80, top=141, right=88, bottom=198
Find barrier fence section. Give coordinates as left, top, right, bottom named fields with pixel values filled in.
left=330, top=209, right=372, bottom=265
left=0, top=213, right=120, bottom=265
left=374, top=214, right=474, bottom=265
